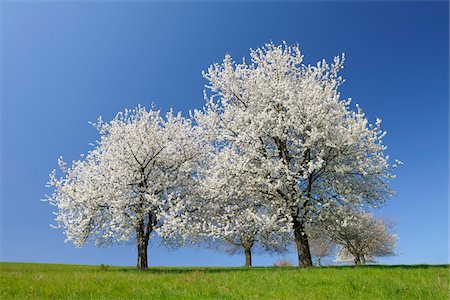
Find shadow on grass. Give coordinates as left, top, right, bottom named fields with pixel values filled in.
left=108, top=264, right=449, bottom=274
left=113, top=267, right=269, bottom=274
left=362, top=264, right=449, bottom=269
left=323, top=264, right=449, bottom=269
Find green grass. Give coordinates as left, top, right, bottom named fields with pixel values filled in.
left=1, top=263, right=448, bottom=299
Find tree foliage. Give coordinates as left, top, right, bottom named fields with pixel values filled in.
left=320, top=207, right=397, bottom=265
left=307, top=224, right=336, bottom=266
left=46, top=106, right=203, bottom=269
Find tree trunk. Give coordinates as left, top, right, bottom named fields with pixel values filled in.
left=244, top=246, right=252, bottom=267
left=361, top=256, right=366, bottom=265
left=354, top=255, right=361, bottom=266
left=293, top=218, right=313, bottom=268
left=137, top=236, right=149, bottom=270
left=136, top=215, right=151, bottom=270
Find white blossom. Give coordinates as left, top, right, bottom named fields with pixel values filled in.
left=45, top=106, right=204, bottom=269
left=320, top=207, right=397, bottom=265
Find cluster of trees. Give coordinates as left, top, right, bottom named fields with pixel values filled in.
left=46, top=42, right=400, bottom=269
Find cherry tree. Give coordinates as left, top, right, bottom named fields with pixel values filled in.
left=320, top=208, right=397, bottom=265
left=306, top=225, right=336, bottom=266
left=46, top=106, right=203, bottom=269
left=162, top=149, right=292, bottom=267
left=195, top=42, right=399, bottom=267
left=201, top=208, right=291, bottom=267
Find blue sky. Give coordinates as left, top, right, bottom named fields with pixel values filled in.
left=1, top=1, right=448, bottom=266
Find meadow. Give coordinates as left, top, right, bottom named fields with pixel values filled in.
left=0, top=262, right=448, bottom=299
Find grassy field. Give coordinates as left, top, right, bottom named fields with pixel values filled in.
left=0, top=263, right=448, bottom=299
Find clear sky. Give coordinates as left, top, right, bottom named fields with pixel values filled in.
left=1, top=1, right=448, bottom=267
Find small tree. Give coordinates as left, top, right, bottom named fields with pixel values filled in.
left=45, top=106, right=203, bottom=269
left=164, top=149, right=291, bottom=267
left=307, top=225, right=336, bottom=266
left=205, top=225, right=291, bottom=267
left=321, top=208, right=397, bottom=265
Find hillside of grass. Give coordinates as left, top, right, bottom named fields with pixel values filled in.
left=0, top=262, right=448, bottom=299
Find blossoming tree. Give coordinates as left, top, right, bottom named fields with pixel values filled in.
left=46, top=106, right=203, bottom=269
left=195, top=42, right=398, bottom=267
left=165, top=149, right=292, bottom=267
left=306, top=224, right=336, bottom=266
left=320, top=208, right=397, bottom=265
